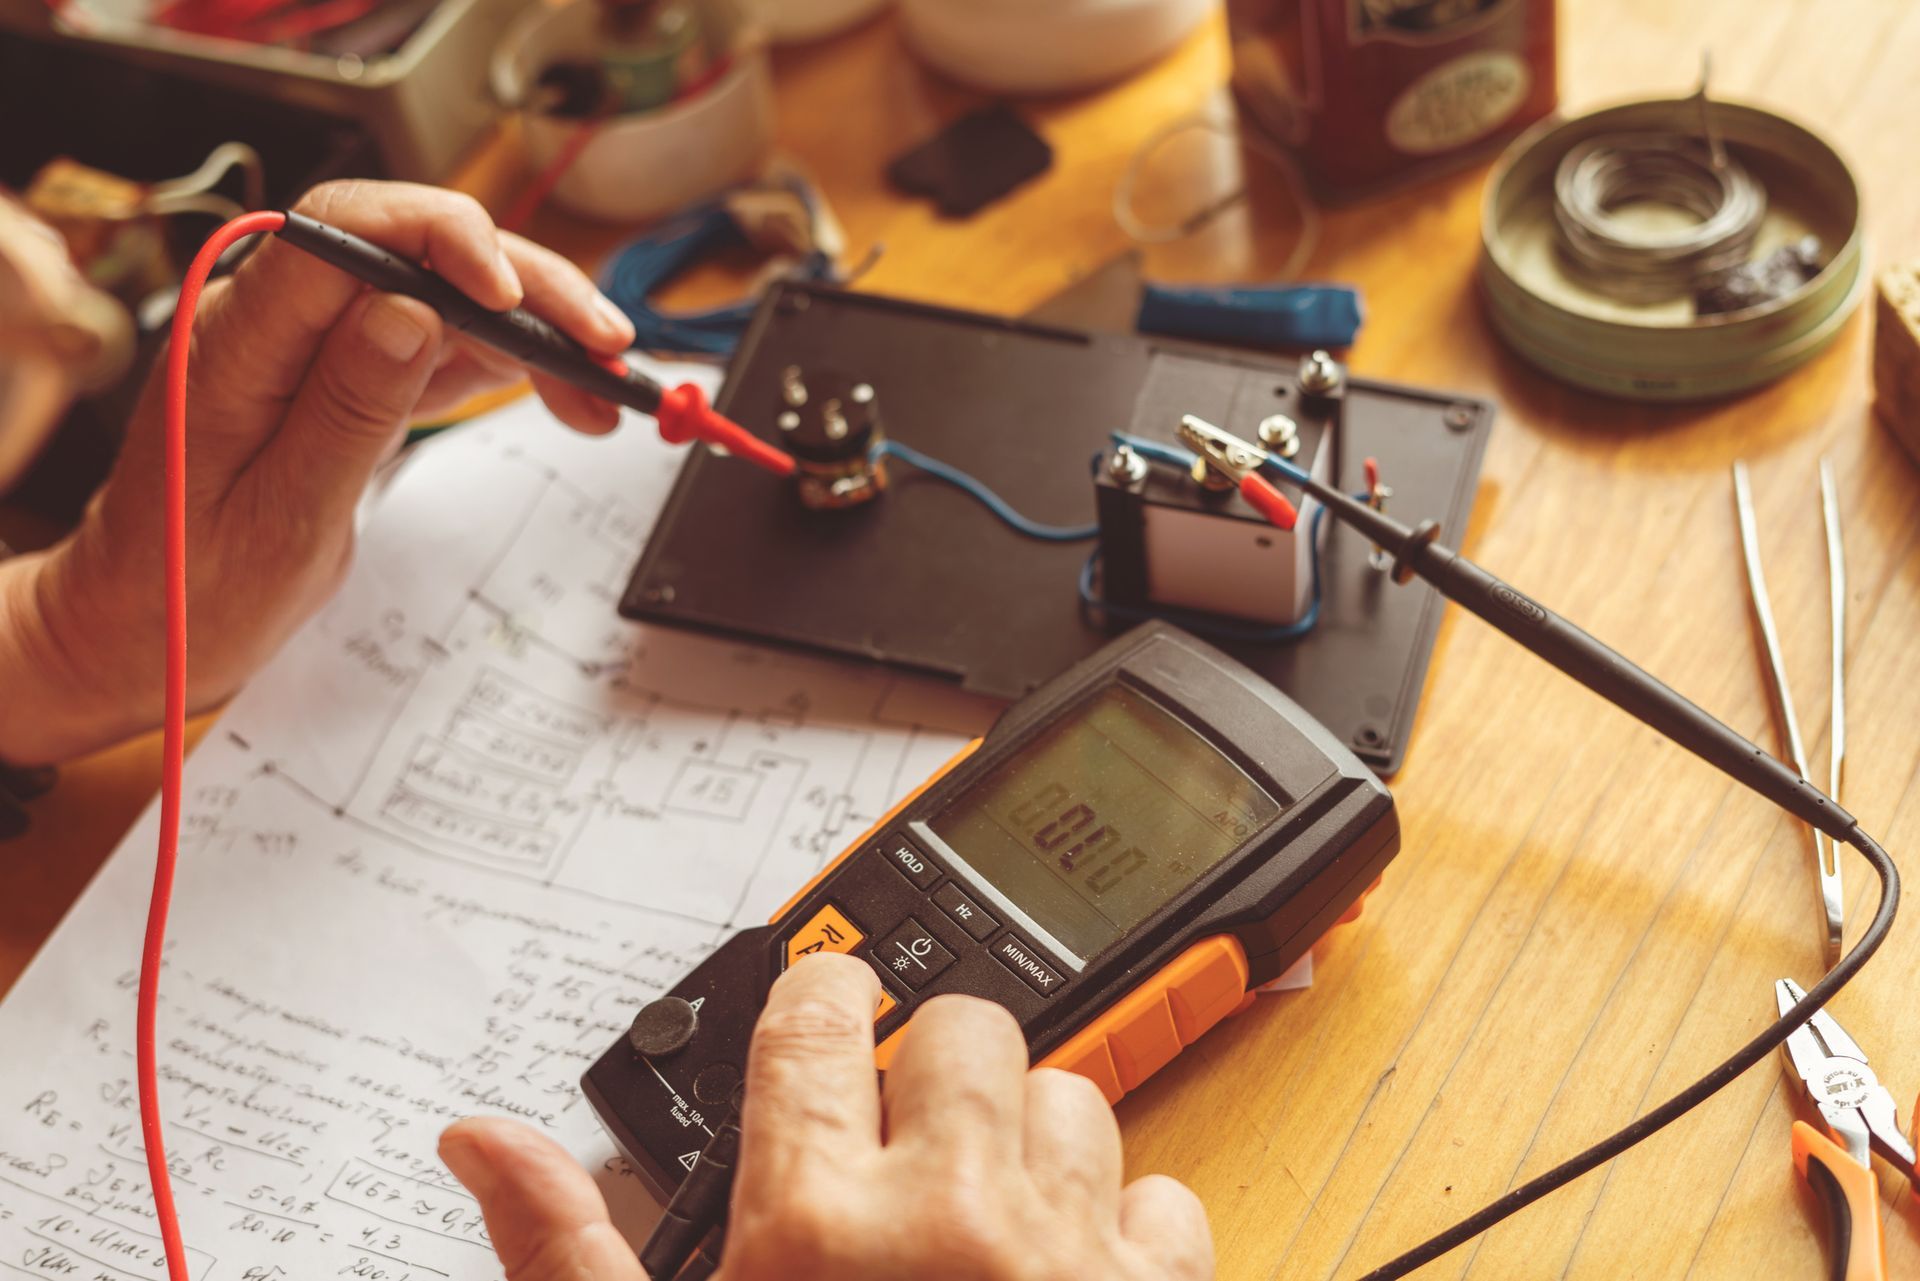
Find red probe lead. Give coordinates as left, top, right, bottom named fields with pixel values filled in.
left=149, top=208, right=288, bottom=1281
left=145, top=211, right=793, bottom=1281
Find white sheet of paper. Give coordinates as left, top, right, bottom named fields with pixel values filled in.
left=0, top=362, right=991, bottom=1281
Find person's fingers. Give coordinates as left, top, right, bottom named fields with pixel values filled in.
left=502, top=231, right=635, bottom=355
left=736, top=953, right=885, bottom=1203
left=439, top=1118, right=647, bottom=1281
left=531, top=371, right=622, bottom=435
left=413, top=348, right=524, bottom=422
left=249, top=292, right=443, bottom=531
left=1021, top=1068, right=1123, bottom=1218
left=204, top=181, right=523, bottom=406
left=499, top=237, right=631, bottom=432
left=1118, top=1174, right=1214, bottom=1281
left=881, top=994, right=1028, bottom=1159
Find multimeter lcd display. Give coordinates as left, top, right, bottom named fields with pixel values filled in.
left=928, top=684, right=1279, bottom=960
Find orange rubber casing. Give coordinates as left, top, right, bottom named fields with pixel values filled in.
left=1036, top=935, right=1251, bottom=1104
left=1791, top=1120, right=1888, bottom=1281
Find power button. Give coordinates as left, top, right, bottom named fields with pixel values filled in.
left=871, top=918, right=954, bottom=992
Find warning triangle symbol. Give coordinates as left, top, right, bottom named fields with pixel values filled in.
left=679, top=1151, right=701, bottom=1171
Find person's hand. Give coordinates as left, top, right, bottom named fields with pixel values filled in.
left=440, top=953, right=1213, bottom=1280
left=0, top=180, right=636, bottom=763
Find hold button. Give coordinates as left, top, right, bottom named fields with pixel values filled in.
left=873, top=832, right=940, bottom=889
left=991, top=934, right=1064, bottom=997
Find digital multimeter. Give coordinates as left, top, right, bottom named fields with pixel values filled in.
left=583, top=622, right=1397, bottom=1199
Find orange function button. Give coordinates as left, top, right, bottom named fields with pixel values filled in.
left=785, top=903, right=865, bottom=969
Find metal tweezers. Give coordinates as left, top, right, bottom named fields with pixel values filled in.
left=1732, top=459, right=1847, bottom=968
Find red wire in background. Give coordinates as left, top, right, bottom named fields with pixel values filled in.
left=500, top=114, right=608, bottom=235
left=148, top=209, right=286, bottom=1281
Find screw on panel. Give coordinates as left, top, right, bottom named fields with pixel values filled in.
left=1445, top=404, right=1475, bottom=431
left=822, top=399, right=850, bottom=440
left=1299, top=350, right=1343, bottom=395
left=1258, top=413, right=1302, bottom=459
left=781, top=366, right=809, bottom=407
left=1354, top=725, right=1384, bottom=749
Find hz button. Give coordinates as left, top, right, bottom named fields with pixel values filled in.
left=933, top=882, right=998, bottom=941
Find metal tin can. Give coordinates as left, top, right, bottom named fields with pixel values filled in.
left=1227, top=0, right=1557, bottom=200
left=1480, top=97, right=1866, bottom=401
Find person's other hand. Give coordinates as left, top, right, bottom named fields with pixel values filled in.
left=441, top=952, right=1213, bottom=1280
left=0, top=180, right=636, bottom=763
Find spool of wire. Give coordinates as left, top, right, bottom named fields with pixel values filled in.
left=1552, top=132, right=1765, bottom=304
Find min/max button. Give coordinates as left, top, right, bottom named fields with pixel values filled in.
left=991, top=934, right=1064, bottom=997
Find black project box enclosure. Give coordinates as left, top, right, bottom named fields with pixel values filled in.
left=582, top=624, right=1398, bottom=1199
left=622, top=283, right=1493, bottom=774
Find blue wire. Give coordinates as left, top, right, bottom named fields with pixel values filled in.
left=875, top=440, right=1099, bottom=542
left=597, top=182, right=841, bottom=357
left=1111, top=432, right=1197, bottom=471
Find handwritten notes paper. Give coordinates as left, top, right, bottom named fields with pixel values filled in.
left=0, top=366, right=985, bottom=1281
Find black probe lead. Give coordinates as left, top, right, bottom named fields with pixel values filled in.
left=1361, top=828, right=1896, bottom=1280
left=1269, top=469, right=1903, bottom=1280
left=639, top=1110, right=741, bottom=1280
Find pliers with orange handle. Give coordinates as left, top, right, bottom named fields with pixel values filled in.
left=1776, top=977, right=1918, bottom=1281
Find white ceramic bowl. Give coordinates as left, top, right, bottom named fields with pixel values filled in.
left=898, top=0, right=1213, bottom=95
left=491, top=0, right=775, bottom=223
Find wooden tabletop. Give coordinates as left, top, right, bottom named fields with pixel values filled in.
left=9, top=3, right=1920, bottom=1277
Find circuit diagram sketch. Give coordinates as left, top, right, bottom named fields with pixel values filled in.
left=0, top=376, right=989, bottom=1281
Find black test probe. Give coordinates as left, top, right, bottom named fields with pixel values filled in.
left=271, top=211, right=796, bottom=476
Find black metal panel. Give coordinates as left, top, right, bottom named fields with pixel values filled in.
left=623, top=284, right=1492, bottom=774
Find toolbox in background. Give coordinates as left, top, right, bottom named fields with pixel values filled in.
left=0, top=0, right=514, bottom=179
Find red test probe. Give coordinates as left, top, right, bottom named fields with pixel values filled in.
left=272, top=210, right=795, bottom=477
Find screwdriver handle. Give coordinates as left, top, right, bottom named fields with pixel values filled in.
left=1793, top=1122, right=1889, bottom=1281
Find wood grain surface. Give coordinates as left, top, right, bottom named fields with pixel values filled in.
left=6, top=4, right=1920, bottom=1278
